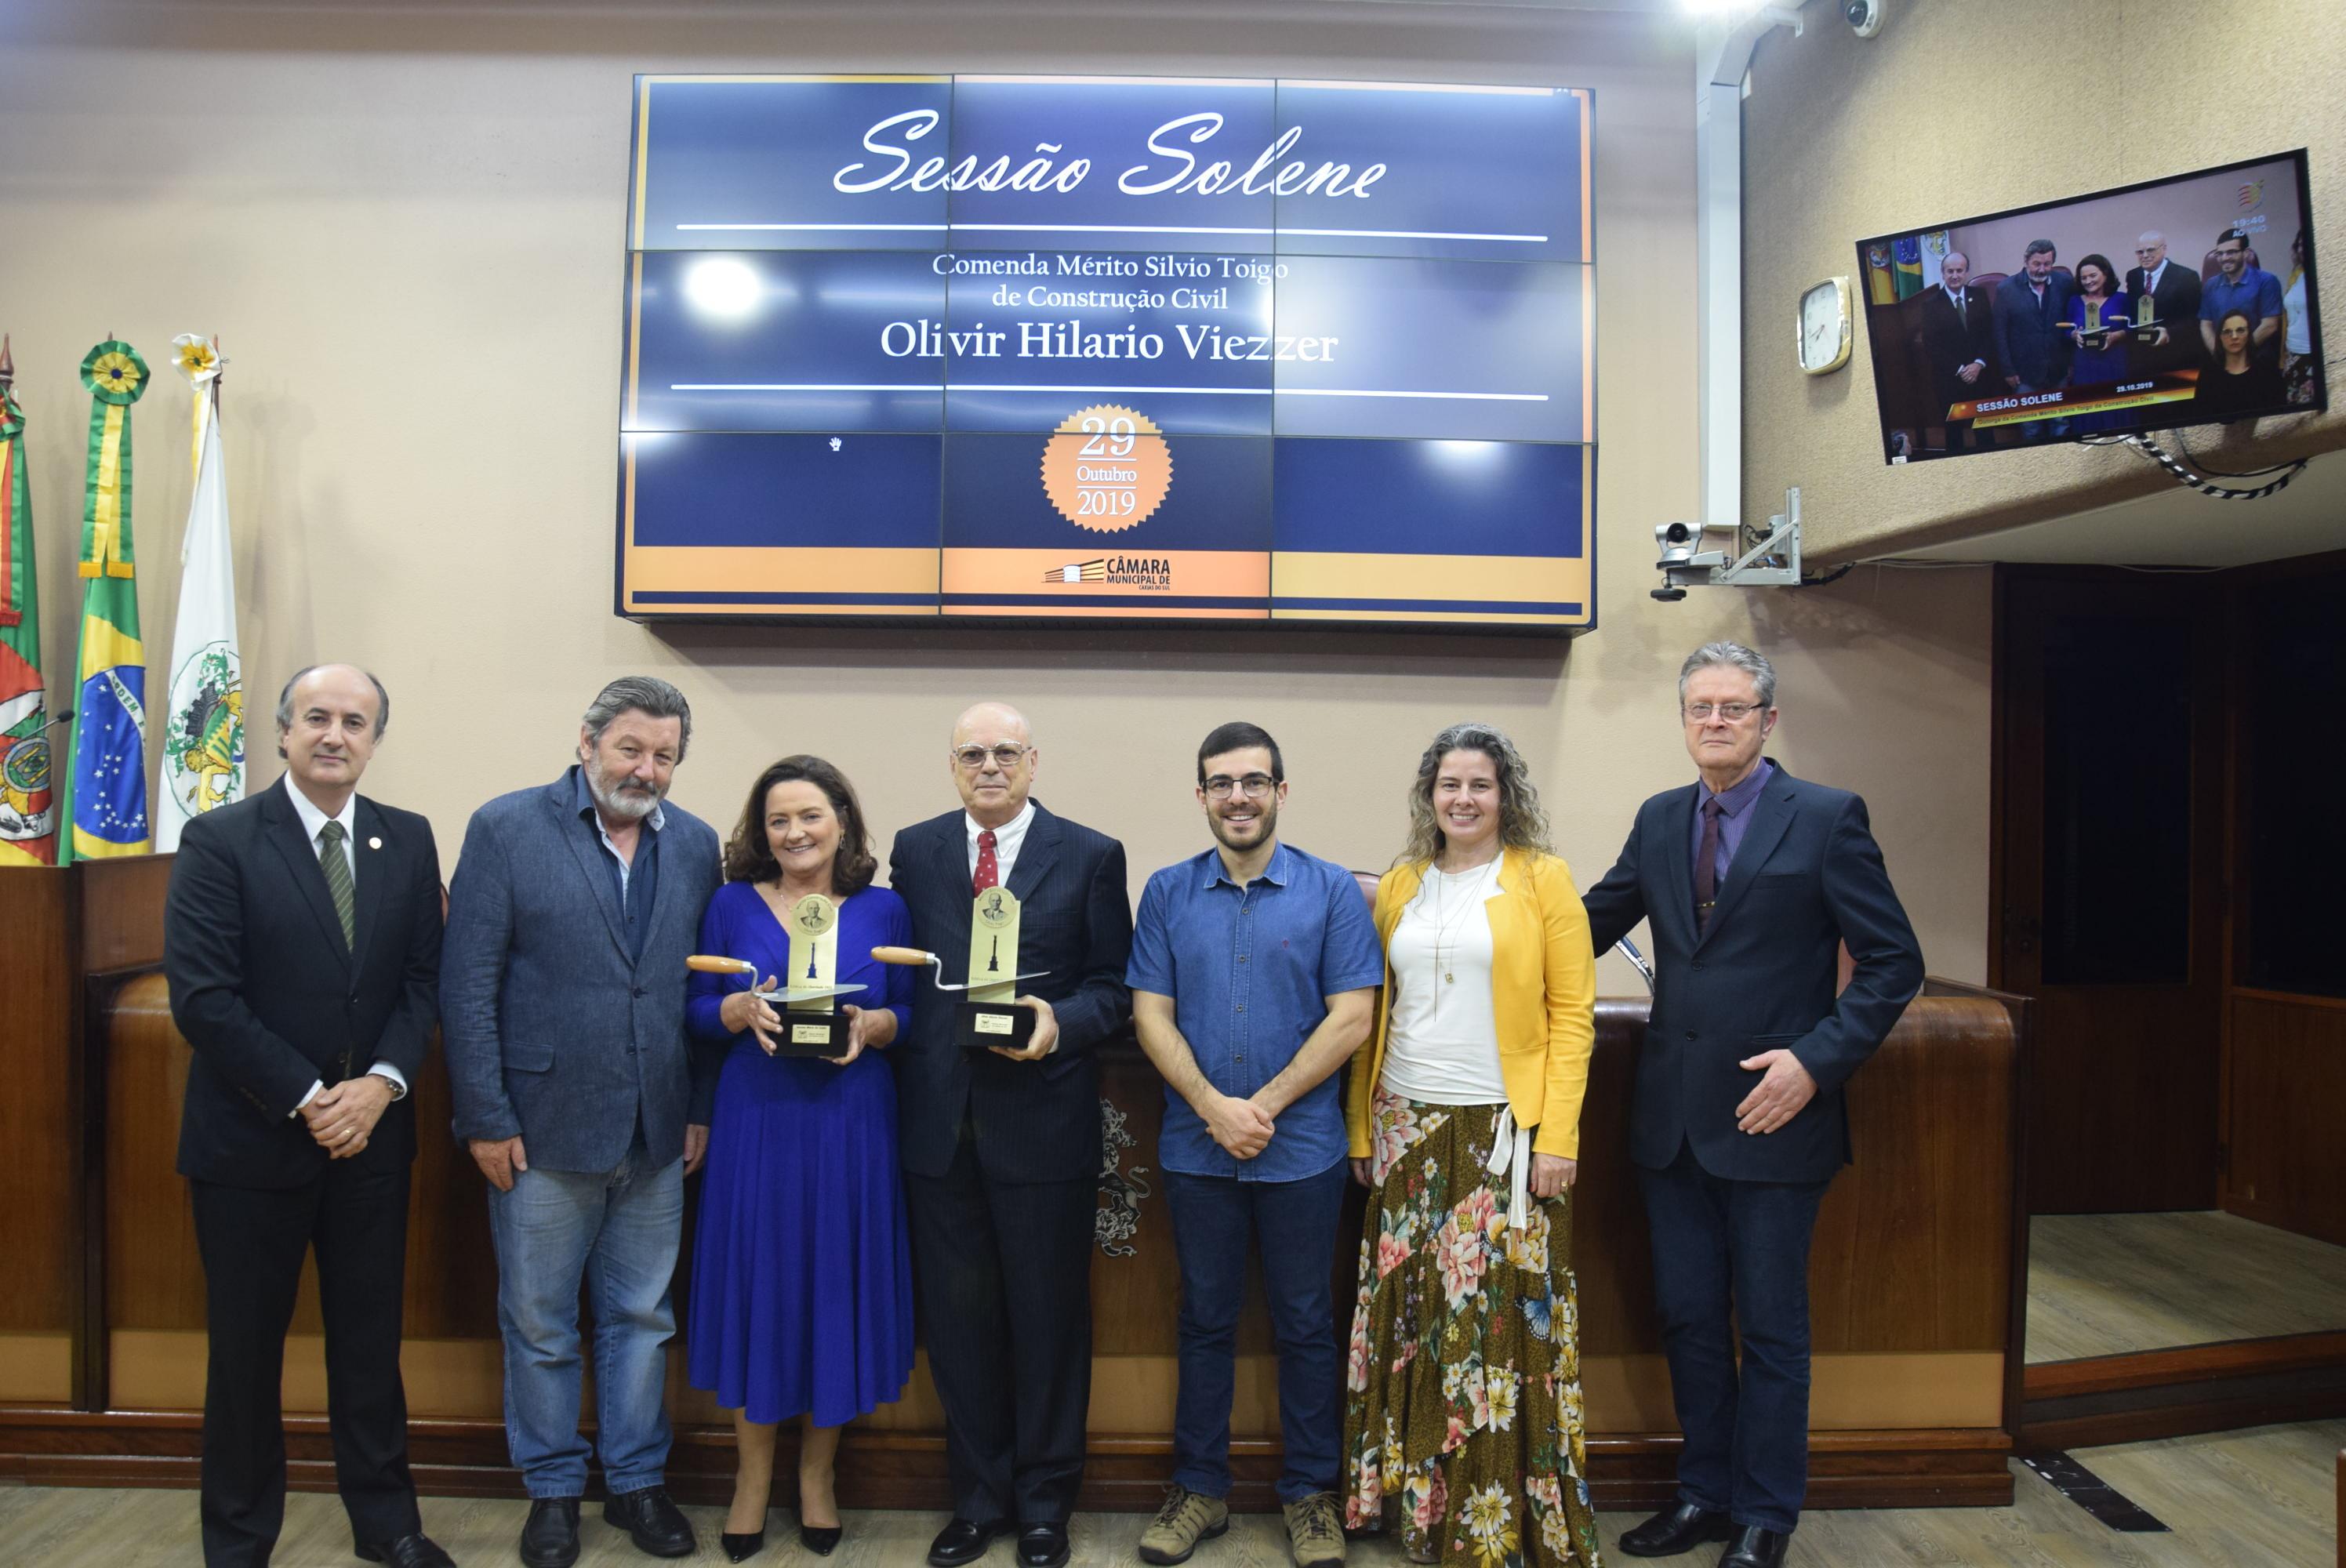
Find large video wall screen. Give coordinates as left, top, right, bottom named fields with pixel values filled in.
left=618, top=75, right=1596, bottom=627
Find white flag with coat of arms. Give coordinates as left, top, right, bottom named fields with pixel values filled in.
left=156, top=336, right=244, bottom=851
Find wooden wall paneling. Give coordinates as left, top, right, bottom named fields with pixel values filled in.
left=399, top=1046, right=503, bottom=1343
left=102, top=972, right=208, bottom=1351
left=2224, top=990, right=2346, bottom=1247
left=0, top=866, right=77, bottom=1406
left=47, top=956, right=2023, bottom=1508
left=1994, top=571, right=2225, bottom=1215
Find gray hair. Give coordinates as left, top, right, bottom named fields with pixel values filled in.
left=1396, top=720, right=1553, bottom=869
left=1678, top=641, right=1777, bottom=710
left=1942, top=249, right=1969, bottom=270
left=2024, top=238, right=2057, bottom=261
left=276, top=664, right=390, bottom=738
left=583, top=676, right=693, bottom=760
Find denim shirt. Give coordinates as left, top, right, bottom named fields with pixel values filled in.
left=1127, top=842, right=1385, bottom=1181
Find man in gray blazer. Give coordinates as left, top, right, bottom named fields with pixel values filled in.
left=441, top=677, right=723, bottom=1568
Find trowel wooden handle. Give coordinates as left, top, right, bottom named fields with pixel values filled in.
left=687, top=954, right=757, bottom=975
left=870, top=946, right=933, bottom=967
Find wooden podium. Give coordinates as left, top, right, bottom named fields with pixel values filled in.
left=0, top=859, right=2027, bottom=1512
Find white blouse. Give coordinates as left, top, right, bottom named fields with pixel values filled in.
left=1379, top=858, right=1508, bottom=1105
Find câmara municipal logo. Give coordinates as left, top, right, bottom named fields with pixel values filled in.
left=1040, top=555, right=1172, bottom=590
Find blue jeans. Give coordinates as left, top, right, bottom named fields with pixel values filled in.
left=2013, top=381, right=2072, bottom=441
left=488, top=1136, right=684, bottom=1498
left=1162, top=1160, right=1349, bottom=1503
left=1638, top=1142, right=1831, bottom=1534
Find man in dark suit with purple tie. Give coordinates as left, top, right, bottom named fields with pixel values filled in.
left=1584, top=644, right=1923, bottom=1568
left=888, top=702, right=1133, bottom=1568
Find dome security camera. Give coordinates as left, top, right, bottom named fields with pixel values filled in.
left=1844, top=0, right=1885, bottom=37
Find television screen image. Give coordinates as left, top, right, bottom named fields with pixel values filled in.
left=1857, top=151, right=2322, bottom=464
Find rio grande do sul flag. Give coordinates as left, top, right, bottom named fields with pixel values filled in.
left=156, top=337, right=242, bottom=851
left=64, top=339, right=152, bottom=862
left=0, top=336, right=56, bottom=866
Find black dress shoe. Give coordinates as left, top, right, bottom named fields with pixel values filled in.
left=605, top=1486, right=696, bottom=1558
left=928, top=1517, right=1007, bottom=1566
left=355, top=1534, right=457, bottom=1568
left=799, top=1522, right=844, bottom=1555
left=518, top=1498, right=582, bottom=1568
left=719, top=1528, right=766, bottom=1563
left=1017, top=1520, right=1071, bottom=1568
left=1618, top=1502, right=1733, bottom=1557
left=1720, top=1525, right=1790, bottom=1567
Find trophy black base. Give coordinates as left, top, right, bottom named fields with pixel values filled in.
left=957, top=998, right=1035, bottom=1050
left=775, top=1014, right=851, bottom=1059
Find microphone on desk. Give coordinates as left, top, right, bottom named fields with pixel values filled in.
left=33, top=707, right=74, bottom=735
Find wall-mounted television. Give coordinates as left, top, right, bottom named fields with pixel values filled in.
left=617, top=74, right=1597, bottom=629
left=1856, top=151, right=2321, bottom=464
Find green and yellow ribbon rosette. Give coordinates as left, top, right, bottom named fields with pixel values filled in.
left=79, top=339, right=149, bottom=580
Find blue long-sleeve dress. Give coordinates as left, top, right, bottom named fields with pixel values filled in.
left=686, top=879, right=917, bottom=1425
left=2063, top=289, right=2132, bottom=432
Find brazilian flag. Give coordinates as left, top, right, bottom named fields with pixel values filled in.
left=63, top=341, right=151, bottom=862
left=1893, top=236, right=1926, bottom=299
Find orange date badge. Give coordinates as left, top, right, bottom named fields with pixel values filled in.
left=1040, top=405, right=1172, bottom=533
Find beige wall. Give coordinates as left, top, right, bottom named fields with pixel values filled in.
left=0, top=0, right=1991, bottom=986
left=1743, top=0, right=2346, bottom=561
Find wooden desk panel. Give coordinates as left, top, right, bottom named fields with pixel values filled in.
left=0, top=868, right=74, bottom=1402
left=48, top=969, right=2023, bottom=1508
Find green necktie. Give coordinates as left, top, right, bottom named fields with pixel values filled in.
left=318, top=819, right=355, bottom=949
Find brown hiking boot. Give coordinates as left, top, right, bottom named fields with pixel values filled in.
left=1282, top=1491, right=1346, bottom=1567
left=1138, top=1485, right=1229, bottom=1565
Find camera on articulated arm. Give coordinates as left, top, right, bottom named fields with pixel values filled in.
left=1651, top=488, right=1806, bottom=602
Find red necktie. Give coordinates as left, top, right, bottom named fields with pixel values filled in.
left=973, top=828, right=1000, bottom=895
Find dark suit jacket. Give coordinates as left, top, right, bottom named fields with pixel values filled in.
left=887, top=800, right=1132, bottom=1184
left=2124, top=263, right=2204, bottom=371
left=164, top=778, right=444, bottom=1189
left=1917, top=286, right=1999, bottom=415
left=1582, top=765, right=1923, bottom=1185
left=1993, top=271, right=2077, bottom=389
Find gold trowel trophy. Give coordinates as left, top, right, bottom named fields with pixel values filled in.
left=686, top=893, right=862, bottom=1058
left=873, top=885, right=1049, bottom=1050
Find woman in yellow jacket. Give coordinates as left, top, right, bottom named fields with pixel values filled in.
left=1340, top=721, right=1603, bottom=1568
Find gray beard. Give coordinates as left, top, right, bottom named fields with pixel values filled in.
left=586, top=766, right=663, bottom=822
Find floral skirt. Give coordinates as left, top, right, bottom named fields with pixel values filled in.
left=1342, top=1088, right=1603, bottom=1567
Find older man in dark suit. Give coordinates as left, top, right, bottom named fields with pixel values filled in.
left=2124, top=229, right=2203, bottom=375
left=441, top=676, right=722, bottom=1568
left=1585, top=643, right=1923, bottom=1568
left=164, top=663, right=452, bottom=1568
left=888, top=702, right=1132, bottom=1568
left=1916, top=249, right=1999, bottom=451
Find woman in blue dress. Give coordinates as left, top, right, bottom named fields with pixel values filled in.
left=2061, top=252, right=2132, bottom=434
left=688, top=754, right=916, bottom=1561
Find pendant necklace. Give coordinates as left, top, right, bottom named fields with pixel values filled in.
left=1427, top=858, right=1491, bottom=986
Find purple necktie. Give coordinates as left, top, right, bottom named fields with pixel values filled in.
left=1694, top=798, right=1724, bottom=932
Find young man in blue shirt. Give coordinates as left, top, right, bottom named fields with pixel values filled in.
left=1128, top=722, right=1384, bottom=1568
left=2199, top=226, right=2286, bottom=364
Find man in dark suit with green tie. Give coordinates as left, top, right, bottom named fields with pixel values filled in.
left=163, top=664, right=452, bottom=1568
